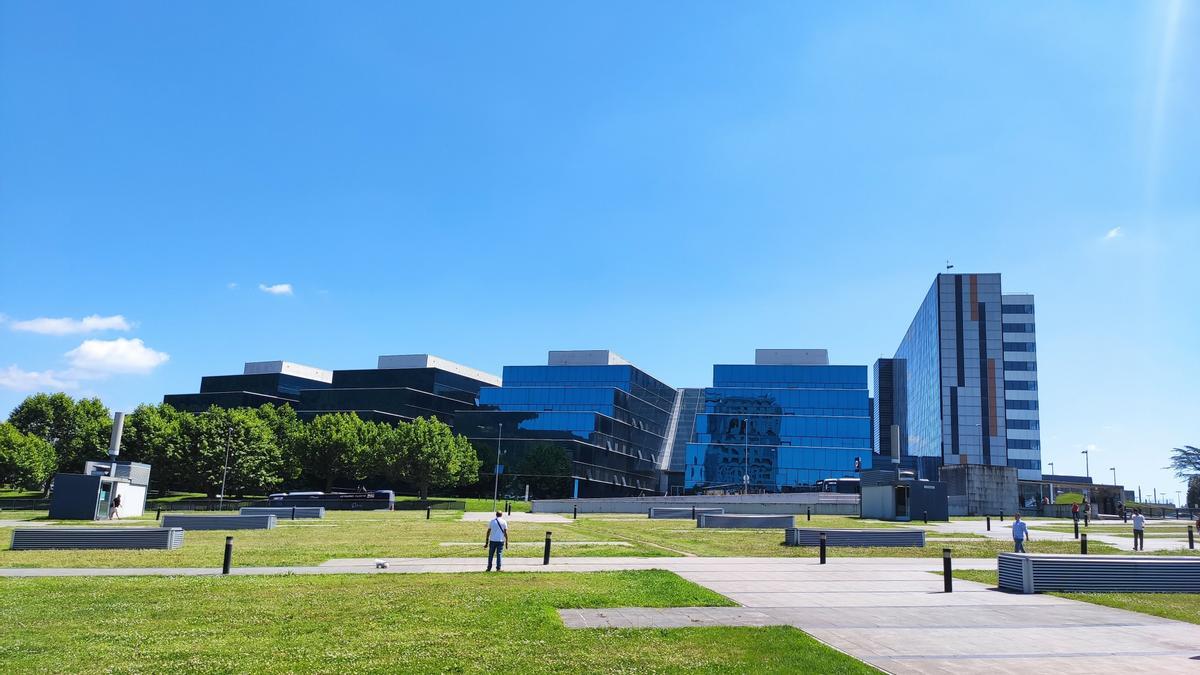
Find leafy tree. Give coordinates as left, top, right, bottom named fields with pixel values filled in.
left=8, top=393, right=111, bottom=493
left=254, top=404, right=307, bottom=484
left=297, top=413, right=373, bottom=491
left=121, top=403, right=186, bottom=495
left=514, top=443, right=572, bottom=499
left=0, top=422, right=56, bottom=491
left=1168, top=445, right=1200, bottom=477
left=377, top=417, right=480, bottom=499
left=1188, top=476, right=1200, bottom=510
left=178, top=406, right=284, bottom=497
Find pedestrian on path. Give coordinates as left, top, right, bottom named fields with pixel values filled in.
left=1071, top=502, right=1080, bottom=523
left=484, top=511, right=508, bottom=571
left=1011, top=513, right=1030, bottom=553
left=1132, top=509, right=1145, bottom=551
left=108, top=493, right=122, bottom=520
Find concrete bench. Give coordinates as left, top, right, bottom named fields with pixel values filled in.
left=649, top=507, right=724, bottom=519
left=10, top=527, right=184, bottom=550
left=998, top=553, right=1200, bottom=594
left=240, top=506, right=325, bottom=519
left=785, top=527, right=925, bottom=547
left=697, top=514, right=794, bottom=529
left=161, top=514, right=277, bottom=531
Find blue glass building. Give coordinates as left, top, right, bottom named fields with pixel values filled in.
left=681, top=350, right=872, bottom=493
left=454, top=351, right=677, bottom=498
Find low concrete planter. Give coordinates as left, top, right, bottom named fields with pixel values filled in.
left=784, top=527, right=925, bottom=547
left=240, top=506, right=325, bottom=519
left=161, top=514, right=277, bottom=530
left=998, top=553, right=1200, bottom=594
left=697, top=514, right=794, bottom=528
left=649, top=507, right=724, bottom=519
left=11, top=527, right=184, bottom=550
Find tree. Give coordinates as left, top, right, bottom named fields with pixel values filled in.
left=378, top=417, right=480, bottom=500
left=1188, top=476, right=1200, bottom=510
left=177, top=406, right=285, bottom=497
left=1168, top=445, right=1200, bottom=477
left=121, top=403, right=186, bottom=495
left=8, top=393, right=111, bottom=493
left=0, top=422, right=56, bottom=491
left=514, top=443, right=572, bottom=499
left=296, top=413, right=373, bottom=491
left=254, top=404, right=307, bottom=485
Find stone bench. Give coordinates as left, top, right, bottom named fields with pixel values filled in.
left=649, top=507, right=724, bottom=519
left=240, top=506, right=325, bottom=519
left=161, top=514, right=277, bottom=531
left=697, top=514, right=794, bottom=529
left=998, top=553, right=1200, bottom=594
left=10, top=527, right=184, bottom=550
left=785, top=527, right=925, bottom=547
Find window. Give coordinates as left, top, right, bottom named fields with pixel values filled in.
left=1002, top=322, right=1035, bottom=333
left=1008, top=439, right=1040, bottom=450
left=1004, top=380, right=1038, bottom=391
left=1003, top=341, right=1036, bottom=352
left=1006, top=419, right=1039, bottom=430
left=1003, top=361, right=1036, bottom=372
left=1002, top=304, right=1034, bottom=315
left=1007, top=458, right=1041, bottom=469
left=1007, top=399, right=1039, bottom=410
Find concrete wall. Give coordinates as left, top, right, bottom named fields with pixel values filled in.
left=532, top=493, right=860, bottom=515
left=940, top=464, right=1018, bottom=516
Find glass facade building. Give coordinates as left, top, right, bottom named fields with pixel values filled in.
left=680, top=351, right=872, bottom=493
left=1001, top=293, right=1042, bottom=479
left=453, top=351, right=678, bottom=498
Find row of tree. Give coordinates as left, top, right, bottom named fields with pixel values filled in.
left=1, top=393, right=481, bottom=499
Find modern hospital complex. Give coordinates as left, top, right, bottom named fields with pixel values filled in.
left=165, top=272, right=1096, bottom=513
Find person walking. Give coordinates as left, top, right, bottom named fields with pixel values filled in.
left=108, top=493, right=122, bottom=520
left=1132, top=509, right=1146, bottom=551
left=1011, top=513, right=1031, bottom=553
left=1071, top=501, right=1080, bottom=523
left=484, top=510, right=509, bottom=571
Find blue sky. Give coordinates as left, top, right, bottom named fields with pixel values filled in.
left=1, top=2, right=1196, bottom=503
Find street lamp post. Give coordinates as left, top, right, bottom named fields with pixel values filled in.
left=1110, top=467, right=1116, bottom=486
left=1081, top=449, right=1089, bottom=479
left=219, top=425, right=232, bottom=511
left=743, top=417, right=750, bottom=495
left=492, top=423, right=503, bottom=513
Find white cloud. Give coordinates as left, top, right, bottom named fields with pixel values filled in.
left=1103, top=227, right=1122, bottom=240
left=10, top=314, right=132, bottom=335
left=258, top=283, right=294, bottom=296
left=0, top=365, right=79, bottom=391
left=227, top=282, right=239, bottom=290
left=64, top=338, right=170, bottom=375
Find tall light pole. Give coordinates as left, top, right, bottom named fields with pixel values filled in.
left=1110, top=467, right=1116, bottom=486
left=219, top=424, right=232, bottom=510
left=743, top=417, right=750, bottom=495
left=1048, top=461, right=1054, bottom=475
left=1080, top=449, right=1089, bottom=479
left=492, top=423, right=503, bottom=512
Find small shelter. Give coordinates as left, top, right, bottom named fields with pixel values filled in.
left=859, top=468, right=948, bottom=522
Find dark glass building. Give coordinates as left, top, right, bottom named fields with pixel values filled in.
left=680, top=350, right=873, bottom=493
left=454, top=351, right=677, bottom=499
left=163, top=355, right=499, bottom=425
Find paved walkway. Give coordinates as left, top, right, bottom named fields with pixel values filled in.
left=926, top=518, right=1196, bottom=552
left=3, top=556, right=1198, bottom=673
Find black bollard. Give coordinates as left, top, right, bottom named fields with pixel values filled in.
left=1073, top=519, right=1079, bottom=539
left=819, top=532, right=827, bottom=565
left=999, top=513, right=1005, bottom=523
left=1123, top=510, right=1127, bottom=523
left=1081, top=533, right=1088, bottom=555
left=426, top=506, right=431, bottom=520
left=543, top=531, right=552, bottom=565
left=806, top=508, right=811, bottom=522
left=986, top=516, right=991, bottom=531
left=156, top=508, right=161, bottom=521
left=506, top=502, right=511, bottom=516
left=291, top=506, right=296, bottom=521
left=1189, top=526, right=1194, bottom=550
left=573, top=505, right=577, bottom=520
left=691, top=506, right=696, bottom=519
left=943, top=549, right=953, bottom=593
left=1084, top=511, right=1089, bottom=527
left=924, top=510, right=928, bottom=524
left=222, top=536, right=233, bottom=575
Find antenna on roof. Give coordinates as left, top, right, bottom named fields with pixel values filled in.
left=945, top=260, right=955, bottom=270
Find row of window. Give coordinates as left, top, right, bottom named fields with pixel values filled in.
left=1003, top=361, right=1037, bottom=372
left=1004, top=380, right=1038, bottom=391
left=1008, top=439, right=1040, bottom=450
left=712, top=365, right=868, bottom=389
left=1002, top=323, right=1036, bottom=333
left=1002, top=342, right=1036, bottom=352
left=1006, top=419, right=1040, bottom=430
left=1008, top=459, right=1041, bottom=470
left=1001, top=304, right=1034, bottom=315
left=1006, top=399, right=1039, bottom=410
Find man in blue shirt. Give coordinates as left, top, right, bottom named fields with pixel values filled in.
left=1011, top=513, right=1031, bottom=553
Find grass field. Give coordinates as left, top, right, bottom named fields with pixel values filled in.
left=0, top=510, right=1133, bottom=568
left=947, top=569, right=1200, bottom=625
left=0, top=571, right=875, bottom=673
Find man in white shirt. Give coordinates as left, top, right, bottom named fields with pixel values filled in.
left=1132, top=510, right=1146, bottom=551
left=1011, top=513, right=1031, bottom=553
left=485, top=511, right=509, bottom=571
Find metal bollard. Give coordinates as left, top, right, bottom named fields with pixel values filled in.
left=691, top=506, right=696, bottom=519
left=1084, top=512, right=1089, bottom=527
left=506, top=502, right=511, bottom=516
left=156, top=508, right=161, bottom=521
left=543, top=531, right=552, bottom=565
left=999, top=513, right=1005, bottom=523
left=291, top=506, right=296, bottom=521
left=1189, top=526, right=1194, bottom=550
left=924, top=510, right=928, bottom=524
left=426, top=506, right=431, bottom=520
left=819, top=532, right=827, bottom=565
left=806, top=508, right=811, bottom=522
left=1073, top=519, right=1079, bottom=539
left=648, top=507, right=652, bottom=517
left=986, top=516, right=991, bottom=531
left=1081, top=533, right=1088, bottom=555
left=1123, top=510, right=1127, bottom=523
left=222, top=536, right=233, bottom=575
left=943, top=549, right=953, bottom=593
left=573, top=505, right=577, bottom=520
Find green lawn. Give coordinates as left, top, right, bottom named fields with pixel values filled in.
left=947, top=569, right=1200, bottom=625
left=0, top=510, right=1138, bottom=568
left=0, top=571, right=874, bottom=674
